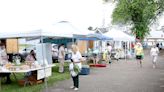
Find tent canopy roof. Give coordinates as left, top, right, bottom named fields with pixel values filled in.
left=0, top=21, right=88, bottom=39
left=75, top=33, right=113, bottom=40
left=104, top=29, right=135, bottom=41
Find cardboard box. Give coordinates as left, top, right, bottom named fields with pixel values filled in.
left=6, top=39, right=19, bottom=53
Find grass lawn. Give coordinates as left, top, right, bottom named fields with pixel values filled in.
left=0, top=63, right=70, bottom=92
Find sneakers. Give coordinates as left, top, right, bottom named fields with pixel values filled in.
left=74, top=87, right=79, bottom=91
left=70, top=86, right=78, bottom=91
left=70, top=86, right=75, bottom=89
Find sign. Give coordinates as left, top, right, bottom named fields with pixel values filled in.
left=37, top=67, right=52, bottom=80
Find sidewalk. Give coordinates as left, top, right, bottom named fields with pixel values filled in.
left=43, top=49, right=164, bottom=92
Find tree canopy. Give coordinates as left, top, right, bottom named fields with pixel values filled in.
left=109, top=0, right=164, bottom=40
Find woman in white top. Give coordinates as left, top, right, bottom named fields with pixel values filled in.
left=150, top=45, right=159, bottom=68
left=69, top=44, right=82, bottom=91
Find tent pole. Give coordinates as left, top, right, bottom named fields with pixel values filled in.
left=87, top=41, right=89, bottom=61
left=0, top=77, right=1, bottom=91
left=41, top=36, right=48, bottom=92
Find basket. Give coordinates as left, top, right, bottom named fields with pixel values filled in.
left=18, top=79, right=26, bottom=86
left=28, top=75, right=43, bottom=85
left=18, top=74, right=43, bottom=86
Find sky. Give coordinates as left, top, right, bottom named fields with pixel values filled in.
left=0, top=0, right=115, bottom=32
left=0, top=0, right=163, bottom=33
left=0, top=0, right=117, bottom=45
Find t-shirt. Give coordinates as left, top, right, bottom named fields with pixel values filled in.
left=135, top=47, right=143, bottom=55
left=71, top=51, right=82, bottom=69
left=58, top=46, right=65, bottom=59
left=25, top=54, right=35, bottom=62
left=150, top=47, right=159, bottom=56
left=52, top=48, right=58, bottom=57
left=71, top=51, right=82, bottom=63
left=107, top=46, right=112, bottom=53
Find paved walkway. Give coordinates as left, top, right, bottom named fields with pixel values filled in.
left=44, top=49, right=164, bottom=92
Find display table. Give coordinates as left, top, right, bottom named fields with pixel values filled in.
left=0, top=64, right=55, bottom=73
left=0, top=64, right=55, bottom=89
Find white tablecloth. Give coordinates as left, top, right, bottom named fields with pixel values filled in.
left=0, top=64, right=55, bottom=73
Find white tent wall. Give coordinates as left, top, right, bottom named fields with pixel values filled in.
left=114, top=41, right=122, bottom=49
left=102, top=41, right=134, bottom=60
left=102, top=41, right=107, bottom=52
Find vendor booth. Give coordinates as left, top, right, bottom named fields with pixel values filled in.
left=0, top=30, right=56, bottom=90
left=75, top=33, right=113, bottom=66
left=0, top=21, right=88, bottom=91
left=104, top=29, right=135, bottom=60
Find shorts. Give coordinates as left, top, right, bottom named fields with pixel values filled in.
left=136, top=55, right=142, bottom=60
left=152, top=55, right=157, bottom=62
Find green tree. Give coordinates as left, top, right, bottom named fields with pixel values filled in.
left=109, top=0, right=164, bottom=40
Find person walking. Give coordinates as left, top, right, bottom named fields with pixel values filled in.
left=150, top=45, right=159, bottom=68
left=58, top=44, right=65, bottom=73
left=106, top=43, right=112, bottom=63
left=135, top=42, right=144, bottom=67
left=69, top=44, right=82, bottom=91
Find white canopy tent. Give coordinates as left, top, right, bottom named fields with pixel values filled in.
left=0, top=21, right=88, bottom=39
left=146, top=31, right=164, bottom=39
left=145, top=31, right=164, bottom=47
left=146, top=31, right=164, bottom=43
left=104, top=29, right=135, bottom=49
left=104, top=29, right=135, bottom=60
